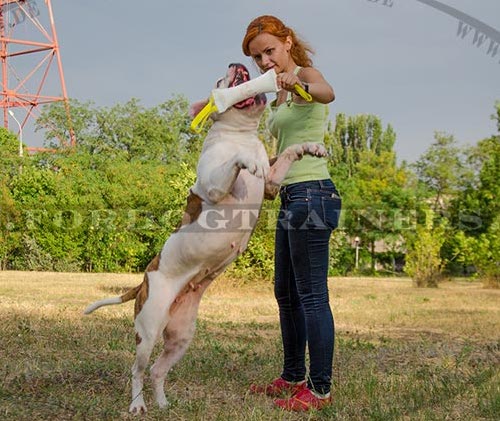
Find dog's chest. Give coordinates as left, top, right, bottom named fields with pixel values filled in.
left=230, top=169, right=265, bottom=203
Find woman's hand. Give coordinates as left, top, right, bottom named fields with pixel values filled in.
left=276, top=72, right=303, bottom=92
left=278, top=67, right=335, bottom=104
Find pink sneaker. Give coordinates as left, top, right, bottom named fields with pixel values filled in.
left=274, top=388, right=332, bottom=411
left=249, top=377, right=307, bottom=397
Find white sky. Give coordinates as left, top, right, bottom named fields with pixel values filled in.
left=7, top=0, right=500, bottom=163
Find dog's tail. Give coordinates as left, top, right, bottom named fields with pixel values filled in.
left=83, top=284, right=141, bottom=315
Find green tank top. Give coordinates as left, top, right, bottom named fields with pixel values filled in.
left=267, top=67, right=330, bottom=185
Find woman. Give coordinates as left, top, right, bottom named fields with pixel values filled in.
left=243, top=15, right=342, bottom=411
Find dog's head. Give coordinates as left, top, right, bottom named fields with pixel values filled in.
left=216, top=63, right=267, bottom=109
left=190, top=63, right=267, bottom=118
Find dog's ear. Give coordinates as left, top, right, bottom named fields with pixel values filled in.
left=189, top=99, right=209, bottom=118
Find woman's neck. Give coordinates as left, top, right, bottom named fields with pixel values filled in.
left=284, top=57, right=298, bottom=73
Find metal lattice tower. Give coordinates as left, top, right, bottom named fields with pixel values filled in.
left=0, top=0, right=75, bottom=148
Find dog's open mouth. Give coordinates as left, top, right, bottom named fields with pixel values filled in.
left=226, top=63, right=267, bottom=109
left=190, top=63, right=267, bottom=133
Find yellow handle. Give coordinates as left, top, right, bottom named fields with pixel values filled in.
left=190, top=97, right=219, bottom=133
left=294, top=84, right=313, bottom=102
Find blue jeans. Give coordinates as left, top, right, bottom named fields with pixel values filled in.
left=274, top=179, right=341, bottom=395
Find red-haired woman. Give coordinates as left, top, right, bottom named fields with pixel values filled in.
left=243, top=15, right=342, bottom=412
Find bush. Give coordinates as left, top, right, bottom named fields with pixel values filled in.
left=405, top=223, right=447, bottom=288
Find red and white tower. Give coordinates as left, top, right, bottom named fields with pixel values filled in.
left=0, top=0, right=75, bottom=149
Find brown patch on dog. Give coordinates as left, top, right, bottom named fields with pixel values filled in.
left=136, top=332, right=142, bottom=345
left=134, top=272, right=150, bottom=318
left=118, top=253, right=158, bottom=307
left=119, top=284, right=141, bottom=303
left=146, top=253, right=161, bottom=272
left=264, top=183, right=279, bottom=200
left=174, top=190, right=203, bottom=232
left=264, top=156, right=280, bottom=200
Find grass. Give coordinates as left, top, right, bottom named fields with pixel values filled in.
left=0, top=271, right=499, bottom=420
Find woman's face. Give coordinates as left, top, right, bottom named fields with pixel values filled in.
left=248, top=32, right=293, bottom=74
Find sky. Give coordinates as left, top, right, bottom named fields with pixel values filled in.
left=5, top=0, right=500, bottom=163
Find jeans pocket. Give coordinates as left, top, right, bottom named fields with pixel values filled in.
left=321, top=194, right=342, bottom=230
left=286, top=190, right=308, bottom=202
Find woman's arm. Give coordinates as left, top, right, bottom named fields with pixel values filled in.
left=277, top=67, right=335, bottom=104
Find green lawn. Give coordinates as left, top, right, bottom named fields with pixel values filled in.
left=0, top=271, right=498, bottom=420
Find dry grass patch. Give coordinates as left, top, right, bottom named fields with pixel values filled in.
left=1, top=271, right=499, bottom=420
left=332, top=277, right=499, bottom=340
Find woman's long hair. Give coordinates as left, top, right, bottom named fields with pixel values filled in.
left=242, top=15, right=314, bottom=68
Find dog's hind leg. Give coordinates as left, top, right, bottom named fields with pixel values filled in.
left=150, top=280, right=210, bottom=408
left=129, top=334, right=156, bottom=414
left=130, top=306, right=173, bottom=414
left=129, top=270, right=175, bottom=414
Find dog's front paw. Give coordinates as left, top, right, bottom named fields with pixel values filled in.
left=300, top=142, right=328, bottom=158
left=254, top=161, right=269, bottom=179
left=238, top=158, right=269, bottom=179
left=129, top=398, right=147, bottom=415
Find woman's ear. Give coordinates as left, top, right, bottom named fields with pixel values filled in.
left=285, top=35, right=293, bottom=52
left=189, top=99, right=209, bottom=117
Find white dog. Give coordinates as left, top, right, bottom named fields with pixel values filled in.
left=84, top=63, right=327, bottom=414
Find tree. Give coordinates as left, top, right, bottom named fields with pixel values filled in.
left=37, top=95, right=203, bottom=164
left=0, top=128, right=24, bottom=268
left=445, top=103, right=500, bottom=283
left=413, top=132, right=463, bottom=211
left=36, top=98, right=97, bottom=149
left=450, top=134, right=500, bottom=236
left=2, top=97, right=204, bottom=272
left=326, top=113, right=396, bottom=180
left=0, top=127, right=22, bottom=178
left=452, top=216, right=499, bottom=288
left=345, top=150, right=415, bottom=271
left=325, top=114, right=413, bottom=273
left=493, top=100, right=500, bottom=133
